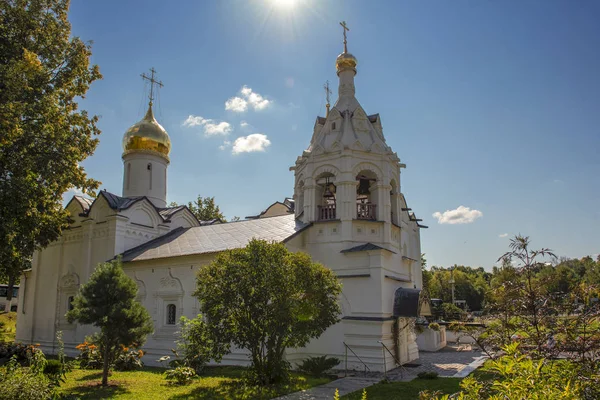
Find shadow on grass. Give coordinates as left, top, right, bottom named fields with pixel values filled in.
left=168, top=376, right=314, bottom=400
left=60, top=382, right=130, bottom=399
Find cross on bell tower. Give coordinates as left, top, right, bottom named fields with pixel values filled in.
left=340, top=21, right=350, bottom=53
left=324, top=80, right=332, bottom=116
left=141, top=67, right=163, bottom=107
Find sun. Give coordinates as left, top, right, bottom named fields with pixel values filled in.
left=271, top=0, right=297, bottom=9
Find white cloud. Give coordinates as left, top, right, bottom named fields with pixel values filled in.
left=225, top=97, right=248, bottom=112
left=203, top=121, right=232, bottom=136
left=225, top=86, right=271, bottom=112
left=432, top=206, right=483, bottom=225
left=499, top=233, right=509, bottom=238
left=182, top=115, right=207, bottom=127
left=240, top=121, right=249, bottom=128
left=232, top=133, right=271, bottom=154
left=182, top=115, right=232, bottom=136
left=219, top=140, right=231, bottom=151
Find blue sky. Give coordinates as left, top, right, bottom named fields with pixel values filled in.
left=66, top=0, right=600, bottom=269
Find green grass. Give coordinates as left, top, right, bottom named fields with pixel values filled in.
left=341, top=368, right=494, bottom=399
left=58, top=366, right=331, bottom=400
left=341, top=377, right=463, bottom=400
left=0, top=312, right=17, bottom=343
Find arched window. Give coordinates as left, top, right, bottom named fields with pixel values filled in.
left=126, top=163, right=131, bottom=190
left=147, top=163, right=153, bottom=190
left=166, top=304, right=176, bottom=325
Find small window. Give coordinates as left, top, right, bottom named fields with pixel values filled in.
left=166, top=304, right=176, bottom=325
left=67, top=296, right=75, bottom=311
left=332, top=122, right=336, bottom=130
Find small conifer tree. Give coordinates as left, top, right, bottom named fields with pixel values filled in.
left=66, top=258, right=153, bottom=386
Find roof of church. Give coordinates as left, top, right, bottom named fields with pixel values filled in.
left=68, top=190, right=204, bottom=225
left=340, top=242, right=396, bottom=254
left=119, top=214, right=310, bottom=263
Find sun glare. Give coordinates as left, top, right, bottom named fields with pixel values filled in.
left=271, top=0, right=297, bottom=9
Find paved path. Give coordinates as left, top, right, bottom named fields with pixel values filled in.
left=274, top=345, right=487, bottom=399
left=273, top=377, right=380, bottom=400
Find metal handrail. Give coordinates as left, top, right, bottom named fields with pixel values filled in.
left=378, top=341, right=401, bottom=366
left=378, top=340, right=406, bottom=380
left=343, top=341, right=371, bottom=376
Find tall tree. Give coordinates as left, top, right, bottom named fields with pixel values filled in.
left=66, top=258, right=153, bottom=386
left=0, top=0, right=102, bottom=308
left=170, top=194, right=226, bottom=221
left=194, top=239, right=342, bottom=384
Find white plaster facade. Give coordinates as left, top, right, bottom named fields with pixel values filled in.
left=16, top=43, right=424, bottom=373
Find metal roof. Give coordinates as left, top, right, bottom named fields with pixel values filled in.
left=120, top=214, right=310, bottom=262
left=341, top=242, right=396, bottom=254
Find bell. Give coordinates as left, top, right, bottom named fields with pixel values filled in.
left=323, top=178, right=336, bottom=199
left=358, top=179, right=371, bottom=196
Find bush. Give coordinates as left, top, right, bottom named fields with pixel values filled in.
left=175, top=316, right=225, bottom=374
left=0, top=349, right=54, bottom=400
left=164, top=366, right=196, bottom=385
left=428, top=322, right=441, bottom=331
left=75, top=341, right=102, bottom=369
left=43, top=359, right=63, bottom=376
left=417, top=371, right=439, bottom=379
left=297, top=355, right=340, bottom=377
left=114, top=347, right=145, bottom=371
left=0, top=342, right=42, bottom=363
left=0, top=367, right=53, bottom=400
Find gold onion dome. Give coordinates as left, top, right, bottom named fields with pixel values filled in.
left=336, top=52, right=357, bottom=75
left=122, top=105, right=171, bottom=159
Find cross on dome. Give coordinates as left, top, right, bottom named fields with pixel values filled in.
left=140, top=67, right=164, bottom=107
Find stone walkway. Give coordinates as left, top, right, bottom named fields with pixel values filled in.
left=274, top=377, right=380, bottom=400
left=274, top=345, right=487, bottom=399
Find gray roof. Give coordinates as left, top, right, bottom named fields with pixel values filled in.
left=341, top=242, right=396, bottom=254
left=120, top=214, right=310, bottom=262
left=67, top=190, right=201, bottom=225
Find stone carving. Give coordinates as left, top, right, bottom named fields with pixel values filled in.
left=160, top=276, right=178, bottom=288
left=60, top=272, right=79, bottom=288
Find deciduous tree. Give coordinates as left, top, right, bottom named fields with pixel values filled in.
left=193, top=239, right=342, bottom=384
left=0, top=0, right=102, bottom=308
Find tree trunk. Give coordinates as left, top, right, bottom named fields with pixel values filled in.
left=5, top=275, right=15, bottom=313
left=102, top=346, right=110, bottom=386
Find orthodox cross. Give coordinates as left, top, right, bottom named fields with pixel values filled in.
left=140, top=67, right=163, bottom=106
left=340, top=21, right=349, bottom=53
left=324, top=80, right=332, bottom=116
left=324, top=80, right=332, bottom=105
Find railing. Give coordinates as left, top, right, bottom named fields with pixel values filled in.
left=357, top=203, right=376, bottom=220
left=343, top=342, right=371, bottom=376
left=378, top=340, right=406, bottom=380
left=318, top=204, right=336, bottom=220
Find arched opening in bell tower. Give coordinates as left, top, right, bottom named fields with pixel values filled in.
left=316, top=172, right=336, bottom=221
left=356, top=170, right=378, bottom=220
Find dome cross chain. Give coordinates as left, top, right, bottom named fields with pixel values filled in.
left=141, top=67, right=164, bottom=107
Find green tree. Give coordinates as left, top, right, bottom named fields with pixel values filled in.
left=170, top=194, right=226, bottom=221
left=66, top=258, right=153, bottom=386
left=0, top=0, right=102, bottom=307
left=193, top=239, right=342, bottom=384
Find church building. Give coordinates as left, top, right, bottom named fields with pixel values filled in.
left=16, top=27, right=425, bottom=372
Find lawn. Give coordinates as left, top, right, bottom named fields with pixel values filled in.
left=341, top=377, right=463, bottom=400
left=0, top=312, right=16, bottom=343
left=58, top=366, right=331, bottom=400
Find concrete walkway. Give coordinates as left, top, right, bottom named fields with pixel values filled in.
left=274, top=344, right=487, bottom=399
left=273, top=377, right=380, bottom=400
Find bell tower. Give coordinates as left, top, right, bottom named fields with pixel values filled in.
left=289, top=23, right=424, bottom=370
left=122, top=68, right=170, bottom=208
left=291, top=22, right=405, bottom=235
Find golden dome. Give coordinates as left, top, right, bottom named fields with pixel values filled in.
left=122, top=105, right=171, bottom=159
left=336, top=52, right=357, bottom=75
